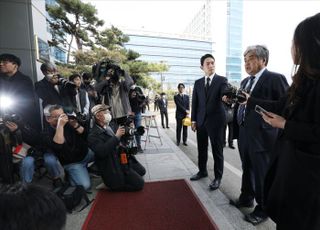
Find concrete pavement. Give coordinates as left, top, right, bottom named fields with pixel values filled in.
left=65, top=110, right=276, bottom=230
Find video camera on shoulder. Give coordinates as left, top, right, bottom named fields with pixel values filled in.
left=92, top=59, right=124, bottom=83
left=223, top=84, right=247, bottom=104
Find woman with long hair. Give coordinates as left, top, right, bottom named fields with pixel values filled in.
left=245, top=13, right=320, bottom=229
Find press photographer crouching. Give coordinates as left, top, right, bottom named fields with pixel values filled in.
left=88, top=104, right=145, bottom=192
left=43, top=104, right=94, bottom=191
left=93, top=59, right=134, bottom=125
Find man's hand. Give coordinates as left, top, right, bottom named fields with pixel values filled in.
left=5, top=121, right=18, bottom=132
left=222, top=95, right=232, bottom=104
left=57, top=113, right=68, bottom=127
left=68, top=117, right=78, bottom=128
left=115, top=126, right=126, bottom=138
left=238, top=91, right=250, bottom=105
left=262, top=112, right=286, bottom=129
left=191, top=123, right=197, bottom=132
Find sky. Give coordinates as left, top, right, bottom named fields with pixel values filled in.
left=85, top=0, right=320, bottom=82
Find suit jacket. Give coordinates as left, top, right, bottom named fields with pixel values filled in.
left=236, top=69, right=288, bottom=152
left=191, top=74, right=227, bottom=136
left=158, top=98, right=168, bottom=113
left=174, top=94, right=190, bottom=119
left=248, top=78, right=320, bottom=229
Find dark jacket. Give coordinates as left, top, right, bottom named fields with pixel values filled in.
left=248, top=78, right=320, bottom=229
left=43, top=124, right=89, bottom=165
left=233, top=70, right=288, bottom=150
left=0, top=71, right=40, bottom=130
left=88, top=123, right=127, bottom=189
left=158, top=98, right=168, bottom=113
left=35, top=77, right=75, bottom=111
left=191, top=74, right=227, bottom=136
left=174, top=94, right=190, bottom=119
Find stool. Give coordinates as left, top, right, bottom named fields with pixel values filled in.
left=141, top=112, right=163, bottom=150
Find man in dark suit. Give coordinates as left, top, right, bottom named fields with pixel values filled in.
left=229, top=45, right=289, bottom=225
left=174, top=83, right=190, bottom=146
left=190, top=54, right=228, bottom=191
left=158, top=92, right=169, bottom=128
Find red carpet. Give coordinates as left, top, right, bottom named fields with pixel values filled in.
left=82, top=179, right=218, bottom=230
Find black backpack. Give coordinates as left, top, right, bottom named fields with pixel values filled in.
left=53, top=184, right=93, bottom=213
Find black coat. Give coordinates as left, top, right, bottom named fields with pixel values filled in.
left=0, top=71, right=40, bottom=130
left=174, top=94, right=190, bottom=119
left=35, top=77, right=75, bottom=111
left=248, top=78, right=320, bottom=229
left=88, top=124, right=127, bottom=189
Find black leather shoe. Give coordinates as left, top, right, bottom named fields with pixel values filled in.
left=229, top=144, right=235, bottom=149
left=166, top=126, right=170, bottom=129
left=176, top=142, right=180, bottom=146
left=245, top=212, right=268, bottom=225
left=190, top=172, right=208, bottom=181
left=229, top=199, right=254, bottom=208
left=209, top=179, right=221, bottom=190
left=183, top=142, right=188, bottom=146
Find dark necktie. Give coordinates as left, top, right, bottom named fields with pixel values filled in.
left=205, top=77, right=210, bottom=96
left=245, top=76, right=256, bottom=93
left=237, top=76, right=256, bottom=125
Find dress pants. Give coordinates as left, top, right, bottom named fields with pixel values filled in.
left=196, top=124, right=224, bottom=179
left=176, top=117, right=187, bottom=144
left=160, top=110, right=169, bottom=128
left=238, top=125, right=270, bottom=207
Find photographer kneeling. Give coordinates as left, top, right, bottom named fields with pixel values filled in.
left=88, top=104, right=145, bottom=192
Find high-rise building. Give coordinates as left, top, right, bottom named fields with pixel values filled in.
left=183, top=0, right=212, bottom=41
left=184, top=0, right=243, bottom=83
left=226, top=0, right=243, bottom=83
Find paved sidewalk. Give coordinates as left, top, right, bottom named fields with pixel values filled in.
left=66, top=112, right=273, bottom=230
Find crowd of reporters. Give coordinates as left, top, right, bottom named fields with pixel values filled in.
left=0, top=54, right=146, bottom=193
left=1, top=12, right=320, bottom=230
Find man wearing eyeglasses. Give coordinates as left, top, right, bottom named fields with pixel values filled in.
left=43, top=104, right=94, bottom=191
left=0, top=53, right=40, bottom=130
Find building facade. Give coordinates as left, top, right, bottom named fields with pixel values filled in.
left=124, top=33, right=213, bottom=89
left=226, top=0, right=243, bottom=83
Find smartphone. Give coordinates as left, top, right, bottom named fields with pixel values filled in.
left=255, top=105, right=273, bottom=118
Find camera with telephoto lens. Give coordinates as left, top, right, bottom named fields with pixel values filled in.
left=119, top=115, right=145, bottom=155
left=57, top=76, right=77, bottom=90
left=122, top=115, right=145, bottom=137
left=92, top=59, right=124, bottom=82
left=223, top=84, right=247, bottom=104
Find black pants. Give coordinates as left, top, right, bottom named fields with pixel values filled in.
left=110, top=156, right=146, bottom=192
left=176, top=117, right=187, bottom=144
left=196, top=124, right=224, bottom=179
left=224, top=122, right=234, bottom=146
left=238, top=125, right=270, bottom=209
left=160, top=111, right=168, bottom=128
